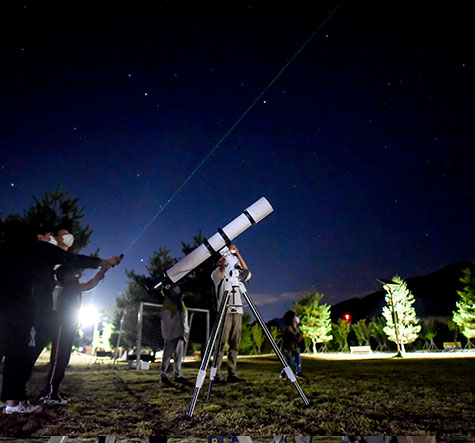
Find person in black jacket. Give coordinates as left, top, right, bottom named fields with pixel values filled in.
left=38, top=263, right=110, bottom=404
left=0, top=224, right=122, bottom=414
left=280, top=310, right=305, bottom=380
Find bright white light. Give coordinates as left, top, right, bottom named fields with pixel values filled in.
left=78, top=305, right=100, bottom=327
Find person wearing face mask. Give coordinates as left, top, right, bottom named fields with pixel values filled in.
left=38, top=263, right=111, bottom=404
left=26, top=228, right=78, bottom=370
left=0, top=223, right=123, bottom=414
left=25, top=228, right=88, bottom=377
left=33, top=227, right=105, bottom=404
left=159, top=283, right=191, bottom=387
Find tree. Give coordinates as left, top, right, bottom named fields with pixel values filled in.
left=295, top=291, right=332, bottom=354
left=369, top=317, right=388, bottom=351
left=239, top=313, right=254, bottom=354
left=332, top=319, right=351, bottom=352
left=111, top=233, right=219, bottom=351
left=251, top=323, right=265, bottom=354
left=269, top=326, right=282, bottom=348
left=447, top=319, right=461, bottom=342
left=352, top=319, right=372, bottom=346
left=111, top=247, right=176, bottom=349
left=381, top=275, right=421, bottom=355
left=0, top=186, right=92, bottom=252
left=452, top=267, right=475, bottom=349
left=420, top=319, right=439, bottom=350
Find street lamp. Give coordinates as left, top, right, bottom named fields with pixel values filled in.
left=378, top=278, right=403, bottom=358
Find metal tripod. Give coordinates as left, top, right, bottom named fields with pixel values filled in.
left=187, top=250, right=309, bottom=417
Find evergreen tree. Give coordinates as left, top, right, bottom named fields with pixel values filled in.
left=1, top=186, right=92, bottom=252
left=239, top=313, right=253, bottom=354
left=112, top=233, right=219, bottom=350
left=332, top=319, right=351, bottom=352
left=369, top=317, right=388, bottom=351
left=295, top=291, right=332, bottom=354
left=420, top=319, right=439, bottom=350
left=112, top=247, right=176, bottom=349
left=250, top=323, right=265, bottom=354
left=447, top=319, right=461, bottom=343
left=352, top=319, right=372, bottom=346
left=381, top=275, right=421, bottom=355
left=270, top=326, right=282, bottom=348
left=452, top=267, right=475, bottom=348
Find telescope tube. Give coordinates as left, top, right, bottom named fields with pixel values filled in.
left=161, top=197, right=273, bottom=284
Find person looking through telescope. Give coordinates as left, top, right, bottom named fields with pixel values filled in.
left=211, top=244, right=250, bottom=384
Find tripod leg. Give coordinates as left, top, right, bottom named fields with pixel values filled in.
left=187, top=289, right=231, bottom=417
left=241, top=288, right=310, bottom=406
left=206, top=305, right=228, bottom=401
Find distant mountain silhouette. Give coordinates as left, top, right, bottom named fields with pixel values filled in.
left=330, top=261, right=474, bottom=322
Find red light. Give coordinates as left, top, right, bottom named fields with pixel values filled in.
left=344, top=313, right=351, bottom=322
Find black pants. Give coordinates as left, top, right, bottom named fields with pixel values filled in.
left=24, top=310, right=58, bottom=382
left=40, top=312, right=78, bottom=397
left=0, top=306, right=34, bottom=402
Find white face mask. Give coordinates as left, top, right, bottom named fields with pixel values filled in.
left=62, top=233, right=75, bottom=248
left=48, top=236, right=58, bottom=246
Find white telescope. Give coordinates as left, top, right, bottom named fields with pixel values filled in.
left=155, top=197, right=273, bottom=287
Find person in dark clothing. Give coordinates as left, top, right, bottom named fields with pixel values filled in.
left=159, top=283, right=190, bottom=387
left=0, top=225, right=122, bottom=414
left=38, top=264, right=110, bottom=404
left=24, top=227, right=79, bottom=383
left=280, top=310, right=305, bottom=380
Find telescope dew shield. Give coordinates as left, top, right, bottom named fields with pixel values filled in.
left=165, top=197, right=273, bottom=283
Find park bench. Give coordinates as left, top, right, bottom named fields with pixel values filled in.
left=443, top=342, right=462, bottom=351
left=350, top=345, right=373, bottom=354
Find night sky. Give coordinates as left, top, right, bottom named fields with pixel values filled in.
left=2, top=2, right=473, bottom=321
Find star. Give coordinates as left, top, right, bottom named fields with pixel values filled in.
left=10, top=182, right=15, bottom=187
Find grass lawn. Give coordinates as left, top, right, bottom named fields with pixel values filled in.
left=1, top=352, right=474, bottom=440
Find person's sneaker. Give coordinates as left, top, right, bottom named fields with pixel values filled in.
left=296, top=372, right=306, bottom=379
left=227, top=374, right=245, bottom=383
left=174, top=376, right=192, bottom=386
left=2, top=400, right=42, bottom=414
left=41, top=393, right=69, bottom=405
left=279, top=370, right=286, bottom=379
left=211, top=374, right=226, bottom=384
left=160, top=375, right=175, bottom=387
